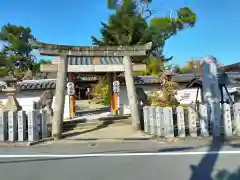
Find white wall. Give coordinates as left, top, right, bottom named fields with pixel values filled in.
left=119, top=85, right=238, bottom=115
left=175, top=88, right=202, bottom=104
left=0, top=90, right=70, bottom=119
left=119, top=85, right=160, bottom=115
left=0, top=91, right=44, bottom=111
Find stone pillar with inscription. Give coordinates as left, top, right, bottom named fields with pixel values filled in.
left=8, top=111, right=18, bottom=142
left=222, top=103, right=232, bottom=136
left=155, top=107, right=163, bottom=137
left=163, top=107, right=174, bottom=138
left=36, top=110, right=42, bottom=139
left=176, top=106, right=186, bottom=138
left=0, top=110, right=8, bottom=141
left=188, top=106, right=197, bottom=137
left=201, top=56, right=221, bottom=136
left=41, top=109, right=48, bottom=138
left=148, top=106, right=156, bottom=135
left=143, top=106, right=150, bottom=134
left=17, top=110, right=27, bottom=141
left=28, top=110, right=39, bottom=141
left=234, top=102, right=240, bottom=136
left=199, top=104, right=209, bottom=136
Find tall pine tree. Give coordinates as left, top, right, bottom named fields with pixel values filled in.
left=92, top=0, right=196, bottom=61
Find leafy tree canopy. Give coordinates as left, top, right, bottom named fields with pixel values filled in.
left=180, top=59, right=197, bottom=73
left=32, top=59, right=52, bottom=74
left=92, top=0, right=196, bottom=63
left=0, top=23, right=37, bottom=71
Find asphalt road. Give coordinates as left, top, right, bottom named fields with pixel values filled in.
left=0, top=140, right=240, bottom=180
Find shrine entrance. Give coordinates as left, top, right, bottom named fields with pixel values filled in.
left=40, top=50, right=147, bottom=118
left=75, top=87, right=89, bottom=100
left=69, top=73, right=98, bottom=100
left=38, top=41, right=152, bottom=139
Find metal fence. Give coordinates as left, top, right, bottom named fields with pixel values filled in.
left=143, top=102, right=240, bottom=138
left=0, top=109, right=49, bottom=142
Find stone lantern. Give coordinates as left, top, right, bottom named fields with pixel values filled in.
left=0, top=73, right=22, bottom=112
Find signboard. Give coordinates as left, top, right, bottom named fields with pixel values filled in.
left=67, top=82, right=75, bottom=96
left=113, top=80, right=120, bottom=93
left=67, top=82, right=74, bottom=87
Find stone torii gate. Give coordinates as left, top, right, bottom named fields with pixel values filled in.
left=38, top=41, right=152, bottom=140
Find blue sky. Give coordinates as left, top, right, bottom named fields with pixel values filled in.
left=0, top=0, right=239, bottom=66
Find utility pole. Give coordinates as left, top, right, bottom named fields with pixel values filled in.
left=52, top=54, right=68, bottom=140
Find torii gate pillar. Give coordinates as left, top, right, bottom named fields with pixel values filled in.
left=52, top=54, right=68, bottom=140
left=123, top=56, right=141, bottom=130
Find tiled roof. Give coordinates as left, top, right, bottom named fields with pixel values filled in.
left=50, top=56, right=123, bottom=65
left=3, top=77, right=98, bottom=91
left=50, top=56, right=124, bottom=65
left=0, top=71, right=239, bottom=91
left=118, top=72, right=240, bottom=85
left=17, top=79, right=56, bottom=90
left=171, top=72, right=240, bottom=83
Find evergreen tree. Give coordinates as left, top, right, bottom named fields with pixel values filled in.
left=0, top=23, right=37, bottom=71
left=92, top=0, right=196, bottom=61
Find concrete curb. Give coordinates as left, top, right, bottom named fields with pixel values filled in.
left=62, top=137, right=153, bottom=141
left=0, top=137, right=54, bottom=147
left=42, top=135, right=240, bottom=145
left=44, top=138, right=155, bottom=144
left=153, top=136, right=240, bottom=144
left=0, top=135, right=154, bottom=147
left=0, top=136, right=153, bottom=147
left=4, top=135, right=240, bottom=147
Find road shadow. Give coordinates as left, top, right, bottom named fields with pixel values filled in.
left=213, top=167, right=240, bottom=180
left=62, top=120, right=114, bottom=139
left=189, top=137, right=240, bottom=180
left=189, top=137, right=224, bottom=180
left=76, top=107, right=109, bottom=116
left=82, top=145, right=207, bottom=154
left=0, top=138, right=239, bottom=173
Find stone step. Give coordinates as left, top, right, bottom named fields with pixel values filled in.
left=62, top=116, right=131, bottom=132
left=71, top=122, right=131, bottom=131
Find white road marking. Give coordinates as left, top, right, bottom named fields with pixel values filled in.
left=0, top=150, right=240, bottom=158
